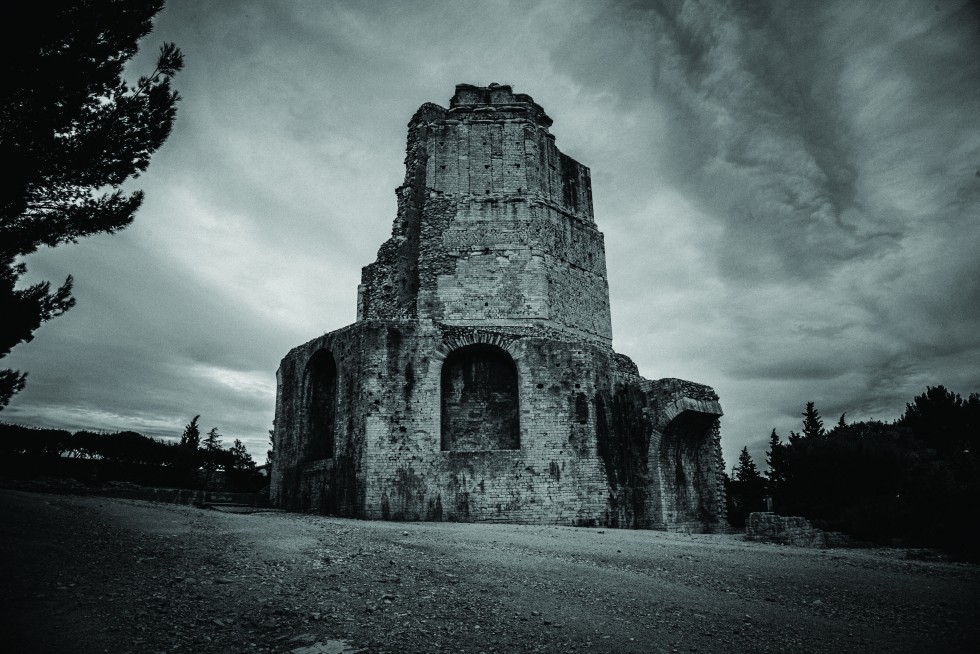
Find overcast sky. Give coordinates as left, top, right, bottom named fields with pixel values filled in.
left=5, top=0, right=979, bottom=468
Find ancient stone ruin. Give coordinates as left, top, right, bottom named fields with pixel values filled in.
left=271, top=84, right=727, bottom=531
left=746, top=513, right=853, bottom=548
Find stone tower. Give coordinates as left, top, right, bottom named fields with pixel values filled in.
left=271, top=84, right=727, bottom=531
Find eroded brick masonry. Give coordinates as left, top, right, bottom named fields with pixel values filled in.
left=271, top=84, right=727, bottom=531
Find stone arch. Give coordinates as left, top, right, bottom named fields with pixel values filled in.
left=434, top=331, right=521, bottom=363
left=440, top=343, right=520, bottom=451
left=304, top=349, right=337, bottom=460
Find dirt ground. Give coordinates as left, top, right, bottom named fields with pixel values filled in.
left=1, top=490, right=977, bottom=653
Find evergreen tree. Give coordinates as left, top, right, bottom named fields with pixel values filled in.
left=226, top=437, right=264, bottom=492
left=175, top=415, right=201, bottom=485
left=734, top=446, right=763, bottom=484
left=200, top=427, right=224, bottom=490
left=727, top=446, right=767, bottom=528
left=801, top=402, right=825, bottom=439
left=899, top=385, right=978, bottom=459
left=765, top=428, right=786, bottom=492
left=229, top=438, right=255, bottom=472
left=179, top=415, right=201, bottom=450
left=0, top=0, right=183, bottom=407
left=203, top=427, right=222, bottom=450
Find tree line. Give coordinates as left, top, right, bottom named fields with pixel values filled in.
left=727, top=385, right=979, bottom=559
left=0, top=416, right=264, bottom=492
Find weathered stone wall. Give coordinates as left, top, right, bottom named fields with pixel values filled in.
left=745, top=512, right=852, bottom=548
left=361, top=324, right=615, bottom=524
left=273, top=320, right=727, bottom=530
left=271, top=84, right=727, bottom=532
left=272, top=324, right=372, bottom=516
left=275, top=321, right=615, bottom=524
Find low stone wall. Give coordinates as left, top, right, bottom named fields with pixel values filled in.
left=98, top=486, right=270, bottom=507
left=0, top=478, right=269, bottom=507
left=746, top=512, right=851, bottom=548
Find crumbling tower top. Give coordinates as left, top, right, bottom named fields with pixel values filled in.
left=448, top=83, right=554, bottom=128
left=358, top=84, right=612, bottom=345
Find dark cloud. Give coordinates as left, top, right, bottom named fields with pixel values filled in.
left=546, top=0, right=980, bottom=464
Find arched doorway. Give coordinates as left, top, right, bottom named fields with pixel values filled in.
left=659, top=410, right=718, bottom=527
left=305, top=349, right=337, bottom=460
left=441, top=344, right=520, bottom=451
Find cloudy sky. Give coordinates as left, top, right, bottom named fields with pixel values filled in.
left=6, top=0, right=979, bottom=468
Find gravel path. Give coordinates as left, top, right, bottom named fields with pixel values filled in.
left=1, top=489, right=977, bottom=653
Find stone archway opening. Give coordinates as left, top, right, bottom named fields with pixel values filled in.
left=305, top=349, right=337, bottom=460
left=440, top=344, right=520, bottom=451
left=659, top=410, right=719, bottom=528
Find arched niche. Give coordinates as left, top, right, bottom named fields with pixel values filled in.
left=440, top=343, right=520, bottom=451
left=304, top=349, right=337, bottom=460
left=659, top=410, right=719, bottom=526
